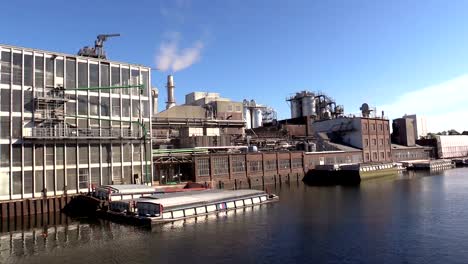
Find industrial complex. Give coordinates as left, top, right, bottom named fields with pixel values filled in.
left=0, top=37, right=467, bottom=218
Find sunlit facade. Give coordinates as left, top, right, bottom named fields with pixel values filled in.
left=0, top=44, right=152, bottom=200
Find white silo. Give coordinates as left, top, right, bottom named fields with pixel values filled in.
left=253, top=108, right=263, bottom=128
left=243, top=100, right=252, bottom=129
left=290, top=98, right=302, bottom=118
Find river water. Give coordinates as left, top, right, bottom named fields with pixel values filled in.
left=3, top=168, right=468, bottom=264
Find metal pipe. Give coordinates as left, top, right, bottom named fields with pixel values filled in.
left=166, top=75, right=175, bottom=109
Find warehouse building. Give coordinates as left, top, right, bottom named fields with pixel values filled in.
left=0, top=44, right=152, bottom=201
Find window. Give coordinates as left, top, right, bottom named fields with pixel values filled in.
left=78, top=168, right=89, bottom=189
left=213, top=157, right=229, bottom=175
left=363, top=123, right=368, bottom=131
left=265, top=160, right=277, bottom=171
left=132, top=99, right=140, bottom=117
left=12, top=53, right=23, bottom=85
left=35, top=56, right=44, bottom=88
left=373, top=152, right=377, bottom=160
left=101, top=63, right=110, bottom=89
left=66, top=100, right=76, bottom=115
left=121, top=68, right=130, bottom=94
left=23, top=54, right=33, bottom=86
left=12, top=144, right=21, bottom=167
left=66, top=58, right=76, bottom=88
left=24, top=145, right=33, bottom=167
left=46, top=170, right=54, bottom=192
left=78, top=95, right=87, bottom=115
left=35, top=145, right=44, bottom=166
left=249, top=160, right=262, bottom=172
left=12, top=90, right=21, bottom=112
left=90, top=96, right=99, bottom=116
left=90, top=145, right=99, bottom=164
left=123, top=144, right=131, bottom=162
left=364, top=139, right=369, bottom=147
left=101, top=96, right=110, bottom=116
left=102, top=144, right=111, bottom=164
left=142, top=101, right=149, bottom=117
left=46, top=57, right=54, bottom=87
left=379, top=124, right=383, bottom=131
left=91, top=167, right=100, bottom=187
left=292, top=158, right=302, bottom=169
left=231, top=156, right=246, bottom=173
left=365, top=153, right=370, bottom=161
left=0, top=171, right=9, bottom=196
left=46, top=145, right=54, bottom=166
left=89, top=63, right=99, bottom=87
left=1, top=51, right=11, bottom=84
left=67, top=168, right=77, bottom=191
left=102, top=167, right=111, bottom=185
left=133, top=144, right=141, bottom=162
left=279, top=159, right=290, bottom=170
left=122, top=99, right=130, bottom=117
left=131, top=69, right=140, bottom=95
left=1, top=89, right=10, bottom=111
left=372, top=139, right=377, bottom=145
left=379, top=139, right=383, bottom=145
left=235, top=105, right=241, bottom=112
left=56, top=145, right=64, bottom=165
left=78, top=62, right=88, bottom=88
left=57, top=169, right=65, bottom=192
left=24, top=171, right=33, bottom=194
left=35, top=171, right=44, bottom=193
left=0, top=117, right=10, bottom=139
left=141, top=71, right=149, bottom=96
left=197, top=158, right=210, bottom=176
left=12, top=117, right=22, bottom=139
left=0, top=144, right=10, bottom=167
left=380, top=152, right=385, bottom=159
left=66, top=144, right=76, bottom=165
left=387, top=151, right=391, bottom=158
left=371, top=124, right=376, bottom=130
left=112, top=98, right=120, bottom=117
left=227, top=105, right=233, bottom=112
left=111, top=66, right=120, bottom=93
left=112, top=144, right=121, bottom=163
left=24, top=90, right=33, bottom=113
left=79, top=144, right=88, bottom=164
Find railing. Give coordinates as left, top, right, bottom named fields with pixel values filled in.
left=23, top=127, right=142, bottom=139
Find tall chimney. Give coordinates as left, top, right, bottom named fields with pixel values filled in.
left=166, top=75, right=176, bottom=109
left=151, top=88, right=159, bottom=116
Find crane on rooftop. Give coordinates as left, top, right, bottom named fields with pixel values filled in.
left=78, top=33, right=121, bottom=59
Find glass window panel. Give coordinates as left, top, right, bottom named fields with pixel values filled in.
left=112, top=144, right=121, bottom=163
left=78, top=62, right=87, bottom=88
left=56, top=145, right=64, bottom=165
left=100, top=63, right=110, bottom=92
left=0, top=116, right=10, bottom=139
left=12, top=90, right=21, bottom=112
left=24, top=171, right=33, bottom=194
left=0, top=172, right=10, bottom=196
left=79, top=144, right=88, bottom=164
left=132, top=99, right=140, bottom=117
left=35, top=56, right=44, bottom=88
left=78, top=168, right=89, bottom=189
left=122, top=98, right=130, bottom=117
left=111, top=66, right=120, bottom=93
left=66, top=58, right=76, bottom=88
left=46, top=170, right=54, bottom=192
left=133, top=144, right=141, bottom=162
left=0, top=51, right=11, bottom=84
left=35, top=171, right=44, bottom=193
left=78, top=95, right=87, bottom=115
left=24, top=54, right=33, bottom=86
left=1, top=89, right=10, bottom=111
left=57, top=169, right=65, bottom=192
left=131, top=69, right=140, bottom=95
left=13, top=171, right=23, bottom=194
left=35, top=145, right=44, bottom=166
left=0, top=144, right=10, bottom=167
left=113, top=166, right=121, bottom=182
left=12, top=53, right=22, bottom=85
left=12, top=144, right=21, bottom=167
left=46, top=57, right=54, bottom=87
left=12, top=117, right=22, bottom=138
left=142, top=101, right=149, bottom=118
left=46, top=145, right=54, bottom=166
left=101, top=96, right=110, bottom=116
left=90, top=63, right=98, bottom=87
left=123, top=144, right=131, bottom=162
left=78, top=118, right=87, bottom=129
left=24, top=90, right=33, bottom=113
left=66, top=144, right=76, bottom=165
left=102, top=167, right=111, bottom=185
left=112, top=98, right=120, bottom=117
left=24, top=145, right=33, bottom=167
left=66, top=101, right=76, bottom=115
left=66, top=169, right=77, bottom=191
left=102, top=144, right=111, bottom=164
left=56, top=59, right=64, bottom=87
left=90, top=96, right=99, bottom=116
left=121, top=68, right=130, bottom=94
left=142, top=71, right=149, bottom=96
left=91, top=167, right=100, bottom=187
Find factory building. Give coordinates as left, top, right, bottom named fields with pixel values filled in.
left=0, top=43, right=152, bottom=201
left=391, top=117, right=416, bottom=146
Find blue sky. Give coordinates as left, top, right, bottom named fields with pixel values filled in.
left=2, top=0, right=468, bottom=132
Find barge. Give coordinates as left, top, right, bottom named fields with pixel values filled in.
left=105, top=189, right=278, bottom=226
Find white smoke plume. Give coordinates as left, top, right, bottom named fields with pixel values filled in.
left=155, top=34, right=204, bottom=72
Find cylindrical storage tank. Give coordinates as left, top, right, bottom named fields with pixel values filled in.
left=302, top=96, right=316, bottom=117
left=290, top=99, right=301, bottom=118
left=253, top=108, right=263, bottom=128
left=244, top=105, right=251, bottom=129
left=151, top=88, right=159, bottom=116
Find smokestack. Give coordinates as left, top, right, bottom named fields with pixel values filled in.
left=166, top=75, right=176, bottom=110
left=151, top=88, right=159, bottom=116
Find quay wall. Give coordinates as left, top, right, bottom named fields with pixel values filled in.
left=0, top=195, right=75, bottom=219
left=193, top=150, right=363, bottom=189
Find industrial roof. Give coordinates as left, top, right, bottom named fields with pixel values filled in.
left=155, top=105, right=207, bottom=119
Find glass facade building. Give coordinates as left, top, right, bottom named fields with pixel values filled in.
left=0, top=44, right=152, bottom=200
